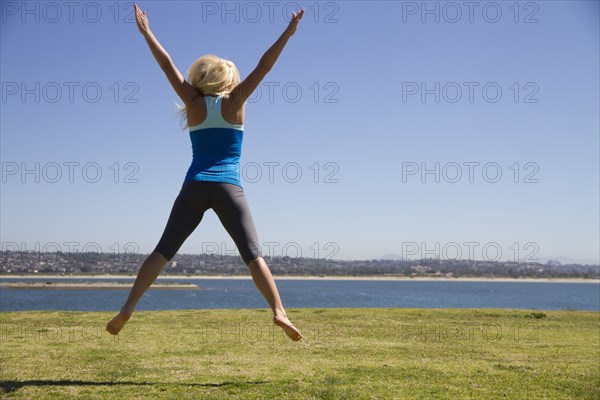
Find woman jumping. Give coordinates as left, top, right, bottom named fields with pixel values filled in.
left=106, top=3, right=304, bottom=341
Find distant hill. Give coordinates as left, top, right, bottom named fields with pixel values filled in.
left=1, top=251, right=599, bottom=278
left=535, top=256, right=600, bottom=266
left=378, top=254, right=599, bottom=266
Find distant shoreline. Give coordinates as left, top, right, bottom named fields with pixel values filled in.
left=1, top=274, right=598, bottom=283
left=0, top=281, right=202, bottom=290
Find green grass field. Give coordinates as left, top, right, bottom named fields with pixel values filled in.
left=1, top=308, right=598, bottom=399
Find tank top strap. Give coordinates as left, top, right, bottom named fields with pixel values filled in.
left=204, top=95, right=220, bottom=112
left=199, top=95, right=242, bottom=130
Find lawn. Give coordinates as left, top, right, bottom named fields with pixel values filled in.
left=1, top=308, right=598, bottom=399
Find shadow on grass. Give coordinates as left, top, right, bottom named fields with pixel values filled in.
left=1, top=379, right=268, bottom=393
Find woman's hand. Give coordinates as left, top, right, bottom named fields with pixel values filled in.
left=284, top=8, right=304, bottom=36
left=134, top=3, right=150, bottom=35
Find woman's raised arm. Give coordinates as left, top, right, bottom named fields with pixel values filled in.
left=134, top=3, right=198, bottom=106
left=229, top=8, right=305, bottom=109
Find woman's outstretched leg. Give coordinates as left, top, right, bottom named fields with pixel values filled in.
left=211, top=183, right=303, bottom=341
left=106, top=251, right=168, bottom=335
left=247, top=256, right=303, bottom=341
left=106, top=183, right=208, bottom=335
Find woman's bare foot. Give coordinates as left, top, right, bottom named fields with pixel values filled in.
left=273, top=314, right=303, bottom=341
left=106, top=308, right=133, bottom=335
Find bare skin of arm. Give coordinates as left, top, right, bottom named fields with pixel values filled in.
left=106, top=4, right=305, bottom=341
left=132, top=3, right=199, bottom=106
left=229, top=8, right=304, bottom=110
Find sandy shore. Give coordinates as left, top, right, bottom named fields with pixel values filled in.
left=1, top=274, right=598, bottom=283
left=0, top=281, right=202, bottom=290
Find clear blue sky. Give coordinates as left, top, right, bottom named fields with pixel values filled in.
left=1, top=1, right=598, bottom=264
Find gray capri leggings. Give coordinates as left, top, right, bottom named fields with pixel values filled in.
left=153, top=181, right=262, bottom=265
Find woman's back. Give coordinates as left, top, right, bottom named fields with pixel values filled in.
left=186, top=94, right=245, bottom=127
left=184, top=95, right=244, bottom=187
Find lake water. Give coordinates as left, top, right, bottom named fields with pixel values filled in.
left=1, top=277, right=598, bottom=312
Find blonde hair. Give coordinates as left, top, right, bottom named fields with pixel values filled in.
left=175, top=54, right=241, bottom=130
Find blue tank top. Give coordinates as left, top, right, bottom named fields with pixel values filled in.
left=184, top=95, right=244, bottom=187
